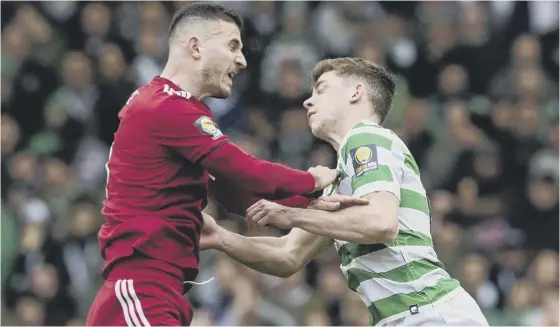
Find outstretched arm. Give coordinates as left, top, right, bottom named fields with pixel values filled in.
left=247, top=191, right=399, bottom=244
left=151, top=97, right=337, bottom=199
left=208, top=177, right=313, bottom=216
left=201, top=213, right=332, bottom=278
left=201, top=142, right=335, bottom=198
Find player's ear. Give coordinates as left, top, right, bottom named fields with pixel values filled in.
left=186, top=36, right=202, bottom=60
left=349, top=83, right=364, bottom=104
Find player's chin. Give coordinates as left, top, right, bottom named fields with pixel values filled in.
left=214, top=84, right=232, bottom=99
left=309, top=122, right=323, bottom=139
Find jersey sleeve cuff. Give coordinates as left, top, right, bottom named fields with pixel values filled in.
left=353, top=182, right=401, bottom=200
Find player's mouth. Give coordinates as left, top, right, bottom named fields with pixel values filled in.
left=307, top=112, right=316, bottom=120
left=227, top=72, right=236, bottom=79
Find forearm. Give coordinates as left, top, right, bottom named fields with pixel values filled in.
left=217, top=230, right=297, bottom=277
left=202, top=142, right=315, bottom=198
left=288, top=207, right=395, bottom=244
left=209, top=179, right=311, bottom=216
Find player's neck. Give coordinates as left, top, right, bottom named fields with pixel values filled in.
left=326, top=115, right=380, bottom=150
left=160, top=61, right=208, bottom=100
left=323, top=132, right=344, bottom=151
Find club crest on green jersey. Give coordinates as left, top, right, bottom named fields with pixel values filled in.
left=350, top=144, right=379, bottom=177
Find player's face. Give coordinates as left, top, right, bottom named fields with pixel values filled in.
left=303, top=72, right=349, bottom=139
left=200, top=20, right=247, bottom=99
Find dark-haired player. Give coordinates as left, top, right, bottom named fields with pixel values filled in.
left=86, top=3, right=341, bottom=326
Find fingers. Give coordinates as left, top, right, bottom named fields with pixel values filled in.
left=251, top=208, right=268, bottom=227
left=340, top=197, right=369, bottom=205
left=310, top=200, right=341, bottom=211
left=246, top=200, right=263, bottom=217
left=246, top=200, right=269, bottom=228
left=322, top=195, right=369, bottom=205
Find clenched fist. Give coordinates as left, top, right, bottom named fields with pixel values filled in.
left=308, top=165, right=338, bottom=192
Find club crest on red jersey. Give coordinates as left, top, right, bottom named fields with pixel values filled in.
left=194, top=116, right=223, bottom=140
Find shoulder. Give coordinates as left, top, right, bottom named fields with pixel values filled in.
left=133, top=83, right=211, bottom=124
left=340, top=122, right=397, bottom=158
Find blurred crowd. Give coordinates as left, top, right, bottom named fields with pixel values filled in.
left=1, top=1, right=559, bottom=326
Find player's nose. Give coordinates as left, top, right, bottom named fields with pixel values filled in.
left=303, top=98, right=313, bottom=110
left=235, top=53, right=247, bottom=70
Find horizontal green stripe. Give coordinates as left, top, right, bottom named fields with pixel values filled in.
left=346, top=259, right=446, bottom=291
left=400, top=188, right=429, bottom=215
left=351, top=165, right=393, bottom=191
left=354, top=121, right=381, bottom=129
left=339, top=229, right=433, bottom=266
left=392, top=229, right=433, bottom=247
left=404, top=153, right=420, bottom=176
left=339, top=243, right=387, bottom=267
left=341, top=132, right=393, bottom=160
left=368, top=278, right=460, bottom=325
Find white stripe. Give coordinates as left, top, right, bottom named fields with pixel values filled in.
left=340, top=125, right=394, bottom=149
left=398, top=208, right=431, bottom=236
left=400, top=175, right=426, bottom=196
left=353, top=182, right=400, bottom=199
left=341, top=245, right=440, bottom=274
left=127, top=280, right=151, bottom=327
left=121, top=278, right=142, bottom=326
left=338, top=176, right=352, bottom=195
left=115, top=280, right=134, bottom=327
left=357, top=267, right=450, bottom=305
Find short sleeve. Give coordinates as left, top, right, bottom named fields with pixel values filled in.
left=150, top=98, right=229, bottom=163
left=340, top=130, right=401, bottom=199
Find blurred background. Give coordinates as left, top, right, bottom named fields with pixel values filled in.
left=1, top=1, right=559, bottom=326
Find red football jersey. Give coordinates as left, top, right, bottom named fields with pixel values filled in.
left=99, top=76, right=227, bottom=280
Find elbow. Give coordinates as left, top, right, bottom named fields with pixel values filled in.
left=275, top=240, right=303, bottom=278
left=381, top=221, right=399, bottom=243
left=362, top=215, right=399, bottom=244
left=275, top=254, right=300, bottom=278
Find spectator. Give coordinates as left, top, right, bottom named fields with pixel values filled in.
left=274, top=108, right=314, bottom=169
left=459, top=253, right=500, bottom=310
left=509, top=176, right=559, bottom=252
left=260, top=3, right=319, bottom=97
left=529, top=121, right=559, bottom=184
left=2, top=23, right=59, bottom=137
left=94, top=42, right=134, bottom=146
left=395, top=99, right=434, bottom=171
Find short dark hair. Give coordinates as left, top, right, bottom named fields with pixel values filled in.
left=168, top=2, right=243, bottom=40
left=312, top=57, right=396, bottom=124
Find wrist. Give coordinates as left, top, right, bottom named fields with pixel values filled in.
left=287, top=207, right=303, bottom=228
left=304, top=172, right=318, bottom=192
left=214, top=227, right=229, bottom=251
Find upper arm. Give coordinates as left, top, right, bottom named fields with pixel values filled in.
left=359, top=191, right=399, bottom=225
left=338, top=128, right=404, bottom=227
left=150, top=98, right=229, bottom=163
left=284, top=228, right=332, bottom=269
left=340, top=128, right=402, bottom=200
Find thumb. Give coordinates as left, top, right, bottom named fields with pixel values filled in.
left=321, top=201, right=341, bottom=211
left=199, top=238, right=212, bottom=250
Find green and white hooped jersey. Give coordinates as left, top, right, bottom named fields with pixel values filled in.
left=325, top=120, right=460, bottom=326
